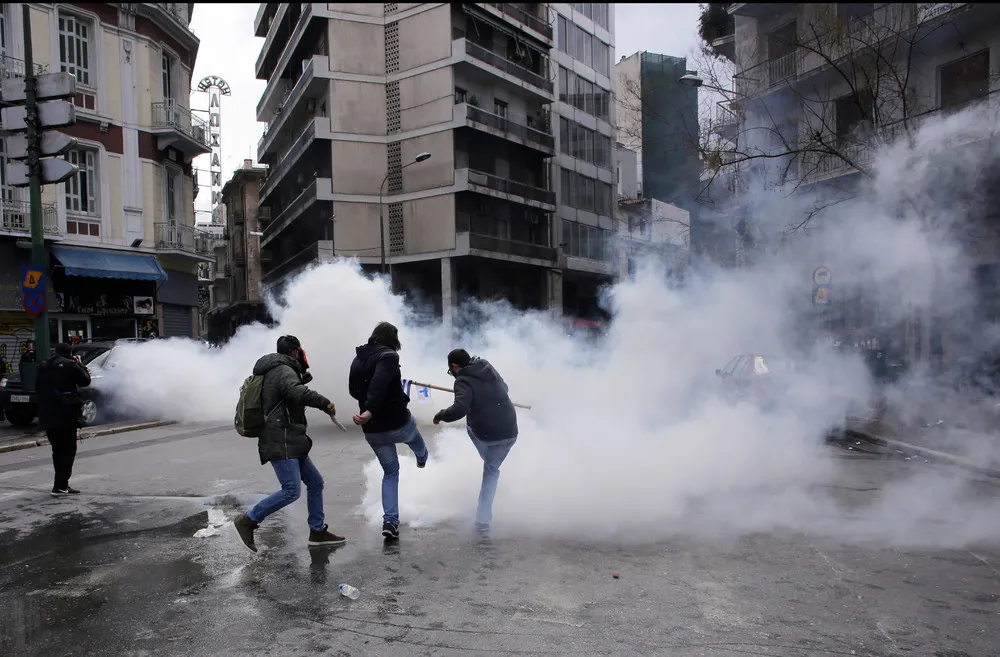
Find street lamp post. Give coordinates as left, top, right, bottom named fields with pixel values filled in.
left=379, top=152, right=431, bottom=277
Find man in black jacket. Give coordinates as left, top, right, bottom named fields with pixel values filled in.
left=433, top=349, right=518, bottom=534
left=36, top=343, right=91, bottom=496
left=233, top=335, right=346, bottom=553
left=349, top=321, right=428, bottom=540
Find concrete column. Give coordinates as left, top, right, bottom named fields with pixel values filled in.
left=441, top=257, right=456, bottom=338
left=547, top=269, right=564, bottom=317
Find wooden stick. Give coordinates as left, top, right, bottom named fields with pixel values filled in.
left=410, top=380, right=532, bottom=410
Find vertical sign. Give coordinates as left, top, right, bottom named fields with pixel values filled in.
left=197, top=75, right=231, bottom=219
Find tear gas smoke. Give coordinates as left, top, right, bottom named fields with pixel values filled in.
left=105, top=105, right=1000, bottom=548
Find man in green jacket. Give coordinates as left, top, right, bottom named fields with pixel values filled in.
left=233, top=335, right=345, bottom=553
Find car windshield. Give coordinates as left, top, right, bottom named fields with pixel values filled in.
left=72, top=345, right=111, bottom=365
left=754, top=355, right=795, bottom=375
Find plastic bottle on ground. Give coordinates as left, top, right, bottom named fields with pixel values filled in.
left=338, top=583, right=360, bottom=600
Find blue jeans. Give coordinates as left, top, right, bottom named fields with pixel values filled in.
left=247, top=456, right=326, bottom=532
left=468, top=428, right=517, bottom=528
left=366, top=416, right=428, bottom=527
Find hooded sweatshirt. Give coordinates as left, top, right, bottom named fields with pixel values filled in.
left=436, top=358, right=518, bottom=442
left=348, top=343, right=412, bottom=434
left=253, top=353, right=331, bottom=464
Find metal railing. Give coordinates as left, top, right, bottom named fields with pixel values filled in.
left=260, top=119, right=318, bottom=200
left=261, top=241, right=322, bottom=284
left=154, top=222, right=214, bottom=256
left=465, top=104, right=554, bottom=149
left=467, top=169, right=556, bottom=205
left=484, top=3, right=553, bottom=39
left=463, top=40, right=554, bottom=93
left=0, top=53, right=46, bottom=82
left=0, top=200, right=59, bottom=234
left=151, top=100, right=210, bottom=148
left=468, top=233, right=556, bottom=261
left=258, top=58, right=315, bottom=159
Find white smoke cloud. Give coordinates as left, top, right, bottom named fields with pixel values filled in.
left=104, top=104, right=1000, bottom=549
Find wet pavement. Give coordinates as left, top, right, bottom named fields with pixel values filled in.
left=1, top=423, right=999, bottom=656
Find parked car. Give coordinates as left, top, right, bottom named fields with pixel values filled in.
left=0, top=338, right=146, bottom=427
left=715, top=353, right=798, bottom=411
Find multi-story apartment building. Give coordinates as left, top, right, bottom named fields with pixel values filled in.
left=206, top=159, right=271, bottom=342
left=0, top=2, right=211, bottom=366
left=715, top=3, right=1000, bottom=370
left=252, top=3, right=614, bottom=329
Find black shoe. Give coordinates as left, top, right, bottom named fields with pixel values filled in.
left=50, top=488, right=69, bottom=497
left=416, top=455, right=427, bottom=469
left=308, top=525, right=346, bottom=547
left=382, top=522, right=399, bottom=540
left=65, top=486, right=80, bottom=495
left=475, top=522, right=491, bottom=537
left=232, top=514, right=259, bottom=554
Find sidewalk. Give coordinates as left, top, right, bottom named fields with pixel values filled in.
left=0, top=420, right=175, bottom=454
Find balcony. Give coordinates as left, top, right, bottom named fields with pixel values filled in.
left=0, top=200, right=60, bottom=236
left=256, top=206, right=273, bottom=226
left=455, top=38, right=554, bottom=101
left=467, top=232, right=557, bottom=262
left=255, top=3, right=279, bottom=37
left=257, top=3, right=317, bottom=117
left=734, top=50, right=800, bottom=98
left=257, top=56, right=330, bottom=158
left=728, top=3, right=784, bottom=17
left=256, top=3, right=296, bottom=80
left=260, top=177, right=334, bottom=248
left=459, top=103, right=555, bottom=153
left=0, top=55, right=47, bottom=105
left=262, top=240, right=333, bottom=286
left=154, top=223, right=214, bottom=259
left=481, top=3, right=553, bottom=42
left=259, top=117, right=332, bottom=202
left=458, top=168, right=556, bottom=209
left=150, top=100, right=211, bottom=157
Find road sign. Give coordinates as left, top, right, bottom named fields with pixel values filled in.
left=5, top=158, right=79, bottom=187
left=22, top=267, right=43, bottom=289
left=1, top=100, right=76, bottom=133
left=0, top=71, right=77, bottom=104
left=812, top=285, right=832, bottom=306
left=812, top=266, right=832, bottom=286
left=22, top=289, right=45, bottom=316
left=4, top=131, right=77, bottom=160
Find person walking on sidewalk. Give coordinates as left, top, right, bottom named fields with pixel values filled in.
left=36, top=343, right=91, bottom=497
left=349, top=321, right=429, bottom=541
left=233, top=335, right=346, bottom=553
left=433, top=349, right=518, bottom=535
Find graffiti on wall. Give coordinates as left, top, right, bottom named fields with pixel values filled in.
left=0, top=313, right=38, bottom=376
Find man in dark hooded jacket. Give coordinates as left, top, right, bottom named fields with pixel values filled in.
left=349, top=321, right=428, bottom=540
left=233, top=335, right=346, bottom=553
left=433, top=349, right=518, bottom=534
left=36, top=343, right=91, bottom=496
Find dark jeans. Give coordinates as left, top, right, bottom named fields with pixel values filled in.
left=365, top=416, right=429, bottom=527
left=47, top=427, right=78, bottom=490
left=247, top=456, right=326, bottom=532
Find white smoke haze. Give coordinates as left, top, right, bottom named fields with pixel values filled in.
left=104, top=103, right=1000, bottom=549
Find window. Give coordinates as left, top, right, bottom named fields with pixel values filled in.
left=561, top=168, right=614, bottom=216
left=161, top=50, right=177, bottom=101
left=59, top=12, right=92, bottom=88
left=164, top=166, right=179, bottom=222
left=558, top=66, right=569, bottom=103
left=940, top=49, right=990, bottom=110
left=835, top=90, right=874, bottom=141
left=593, top=40, right=610, bottom=77
left=561, top=67, right=611, bottom=121
left=65, top=147, right=100, bottom=236
left=0, top=4, right=7, bottom=52
left=560, top=118, right=613, bottom=170
left=592, top=3, right=609, bottom=30
left=837, top=3, right=874, bottom=23
left=558, top=15, right=567, bottom=52
left=455, top=87, right=467, bottom=104
left=494, top=99, right=508, bottom=120
left=562, top=219, right=613, bottom=261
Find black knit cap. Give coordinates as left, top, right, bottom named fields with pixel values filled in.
left=447, top=349, right=471, bottom=367
left=276, top=335, right=301, bottom=355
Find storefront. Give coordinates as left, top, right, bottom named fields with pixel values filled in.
left=49, top=246, right=167, bottom=342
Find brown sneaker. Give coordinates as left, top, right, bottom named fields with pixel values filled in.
left=308, top=524, right=346, bottom=547
left=232, top=514, right=259, bottom=554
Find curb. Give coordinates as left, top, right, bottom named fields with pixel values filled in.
left=0, top=420, right=176, bottom=455
left=846, top=427, right=1000, bottom=479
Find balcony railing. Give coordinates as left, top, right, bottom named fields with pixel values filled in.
left=467, top=169, right=556, bottom=206
left=260, top=119, right=318, bottom=201
left=262, top=241, right=324, bottom=284
left=151, top=100, right=210, bottom=148
left=1, top=53, right=46, bottom=81
left=484, top=3, right=553, bottom=39
left=0, top=200, right=59, bottom=234
left=468, top=233, right=556, bottom=261
left=463, top=40, right=554, bottom=94
left=154, top=222, right=214, bottom=256
left=465, top=104, right=554, bottom=150
left=258, top=57, right=317, bottom=159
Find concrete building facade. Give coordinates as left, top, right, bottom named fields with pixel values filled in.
left=206, top=160, right=271, bottom=342
left=0, top=2, right=211, bottom=363
left=252, top=3, right=614, bottom=328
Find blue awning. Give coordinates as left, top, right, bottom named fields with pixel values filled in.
left=51, top=246, right=169, bottom=281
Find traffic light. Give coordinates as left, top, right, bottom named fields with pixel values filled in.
left=1, top=71, right=79, bottom=186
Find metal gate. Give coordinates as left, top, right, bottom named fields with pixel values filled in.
left=161, top=304, right=192, bottom=338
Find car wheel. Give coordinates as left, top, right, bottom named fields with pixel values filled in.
left=79, top=400, right=98, bottom=427
left=6, top=405, right=36, bottom=427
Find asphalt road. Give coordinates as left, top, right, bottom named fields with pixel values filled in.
left=1, top=422, right=998, bottom=656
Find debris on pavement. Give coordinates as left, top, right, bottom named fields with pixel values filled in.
left=612, top=572, right=620, bottom=579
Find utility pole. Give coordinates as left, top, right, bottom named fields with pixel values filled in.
left=1, top=6, right=78, bottom=381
